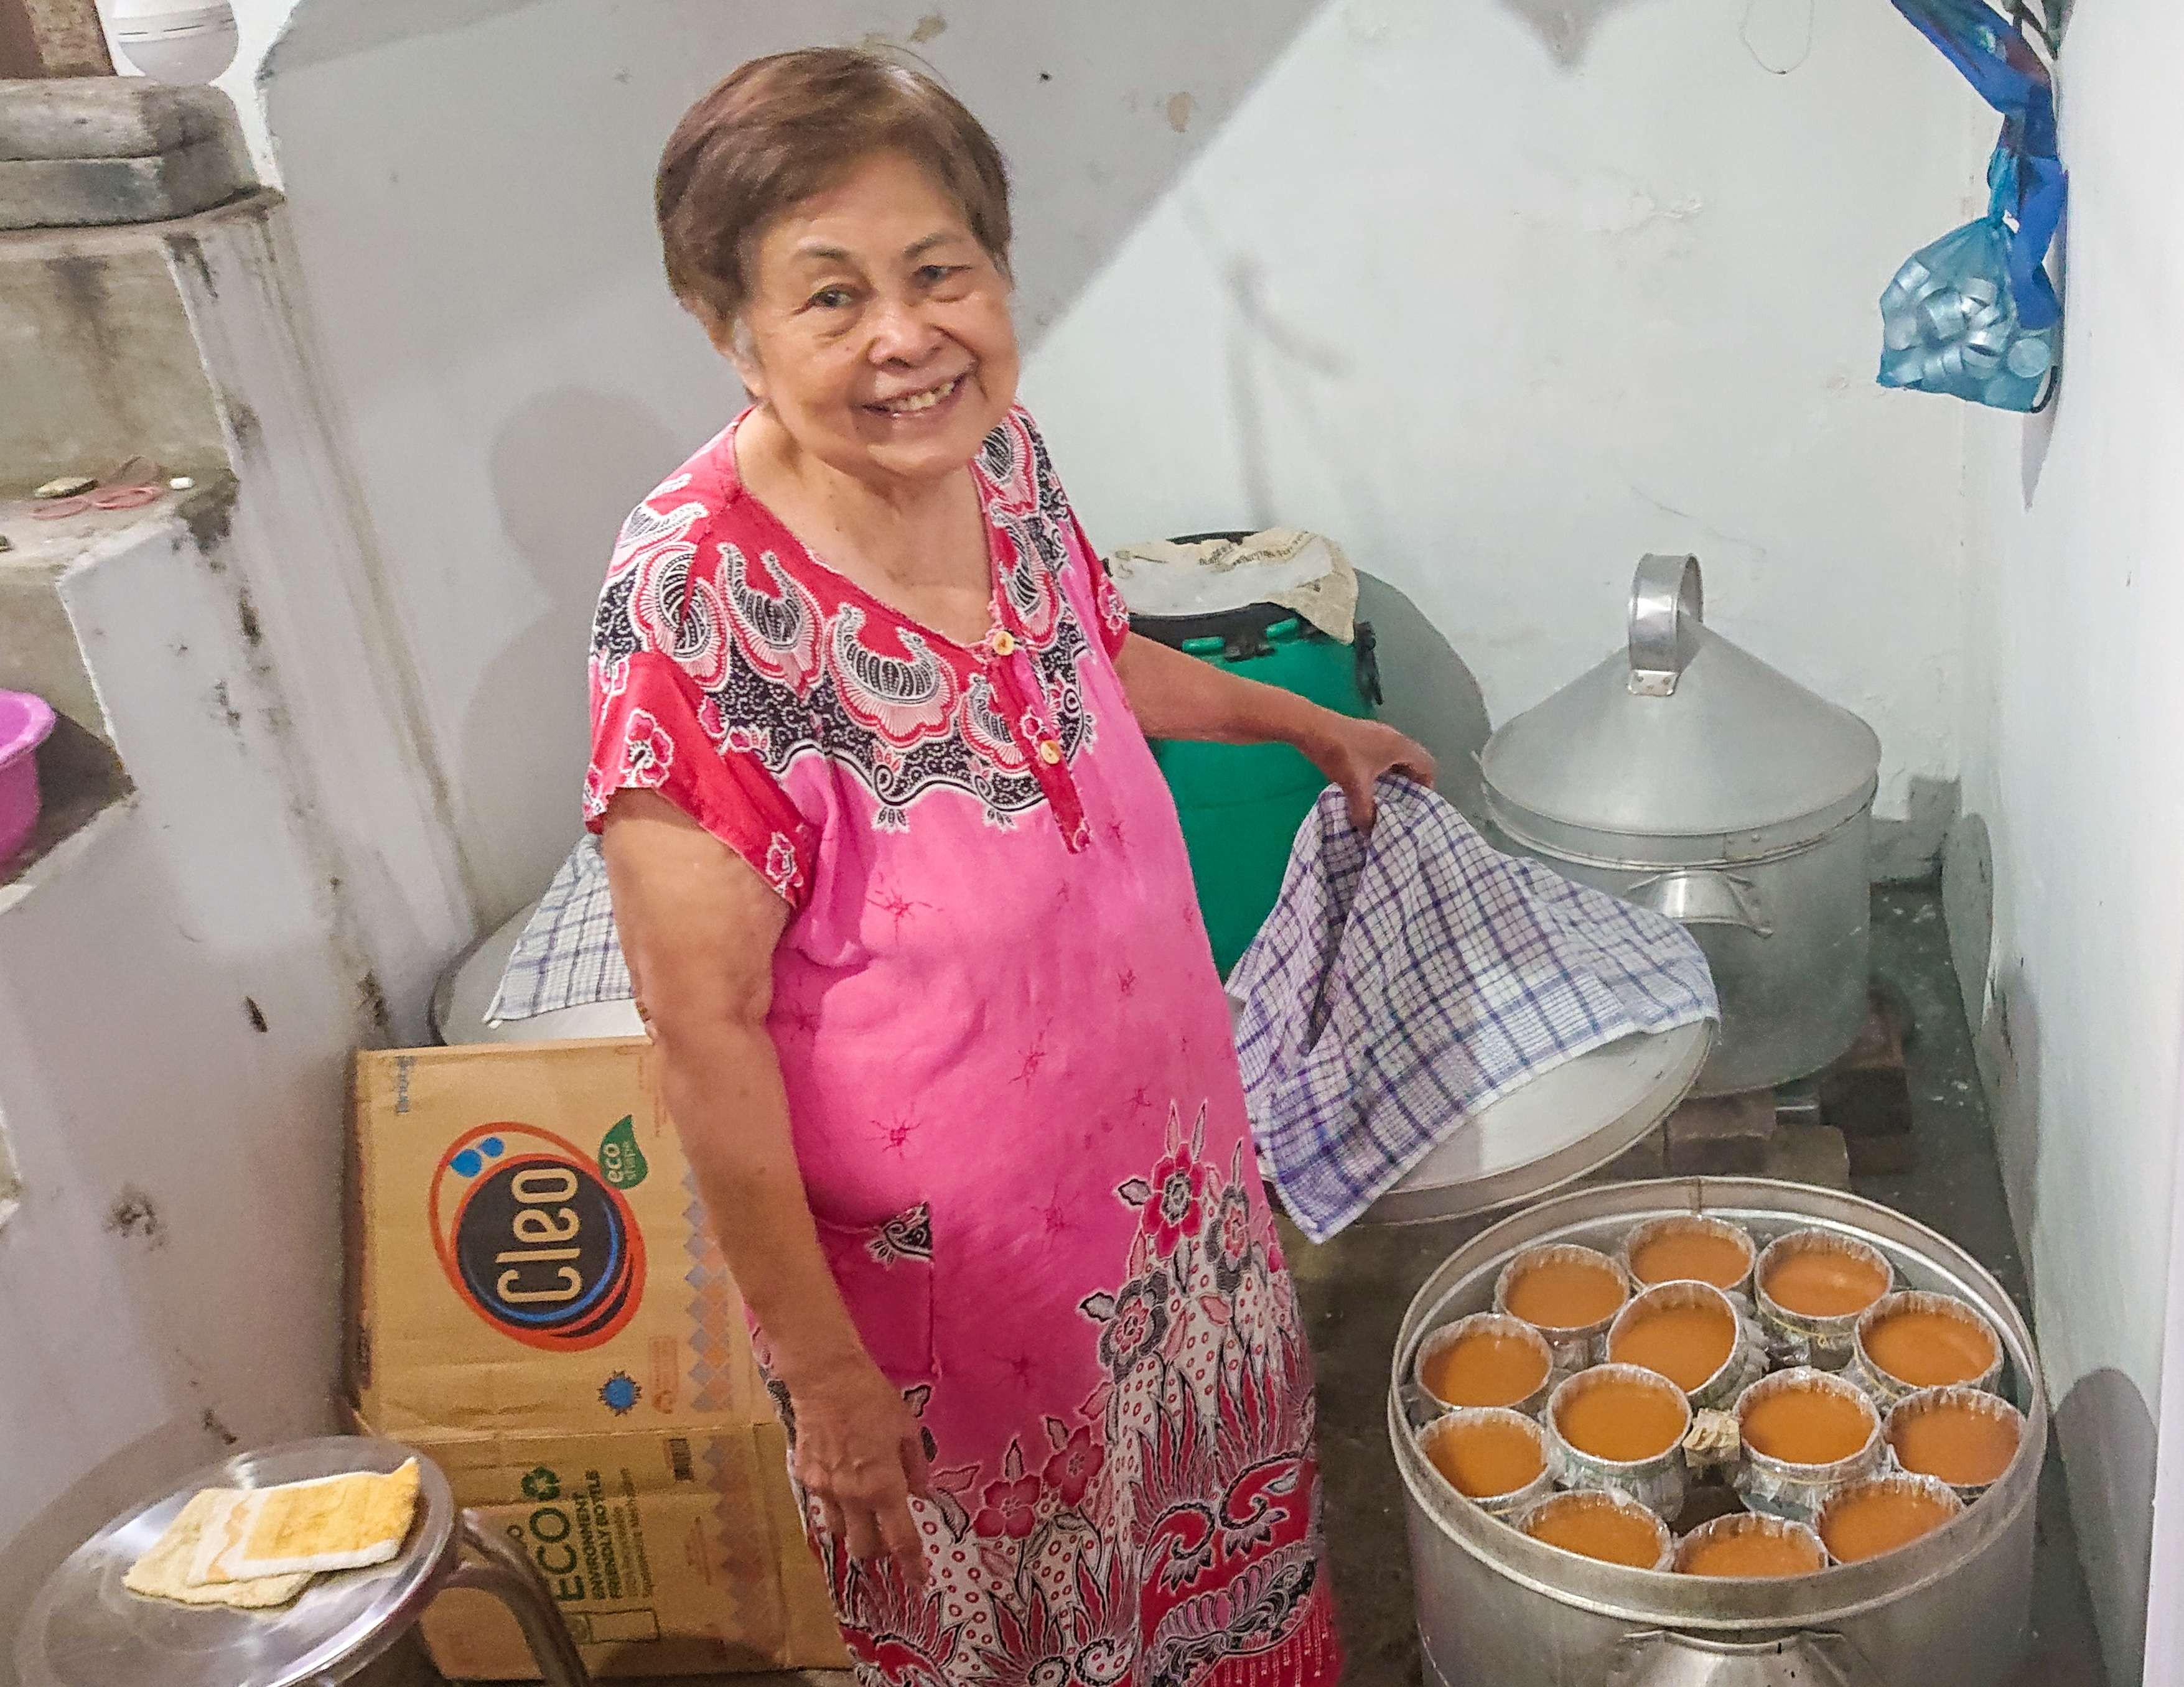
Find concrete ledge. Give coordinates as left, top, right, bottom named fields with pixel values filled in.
left=0, top=79, right=236, bottom=160
left=0, top=78, right=254, bottom=230
left=0, top=479, right=234, bottom=895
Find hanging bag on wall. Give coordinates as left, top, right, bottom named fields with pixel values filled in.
left=1878, top=0, right=2065, bottom=412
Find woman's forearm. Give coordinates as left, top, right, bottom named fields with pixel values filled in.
left=1111, top=629, right=1435, bottom=827
left=654, top=1015, right=869, bottom=1392
left=1113, top=631, right=1335, bottom=751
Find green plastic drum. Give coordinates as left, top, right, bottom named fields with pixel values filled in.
left=1139, top=594, right=1380, bottom=978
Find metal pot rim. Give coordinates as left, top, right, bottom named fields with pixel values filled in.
left=1485, top=782, right=1877, bottom=872
left=1389, top=1177, right=2048, bottom=1630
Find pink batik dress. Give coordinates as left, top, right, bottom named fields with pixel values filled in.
left=584, top=407, right=1340, bottom=1687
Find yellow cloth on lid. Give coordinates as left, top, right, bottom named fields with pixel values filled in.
left=189, top=1459, right=421, bottom=1584
left=124, top=1490, right=315, bottom=1608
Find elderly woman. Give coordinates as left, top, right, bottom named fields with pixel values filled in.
left=590, top=48, right=1430, bottom=1685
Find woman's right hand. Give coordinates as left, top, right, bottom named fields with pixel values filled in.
left=788, top=1357, right=931, bottom=1587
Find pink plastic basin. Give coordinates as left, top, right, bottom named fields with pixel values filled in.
left=0, top=690, right=56, bottom=862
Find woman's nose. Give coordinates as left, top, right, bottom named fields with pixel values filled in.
left=866, top=294, right=945, bottom=365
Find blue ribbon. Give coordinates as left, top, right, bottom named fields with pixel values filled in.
left=1879, top=1, right=2066, bottom=409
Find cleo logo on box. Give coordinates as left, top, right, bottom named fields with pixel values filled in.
left=429, top=1123, right=645, bottom=1352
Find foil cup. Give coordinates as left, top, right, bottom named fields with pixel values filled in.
left=1544, top=1363, right=1691, bottom=1520
left=1617, top=1213, right=1758, bottom=1304
left=1850, top=1290, right=2005, bottom=1408
left=2009, top=335, right=2056, bottom=378
left=1918, top=290, right=1972, bottom=341
left=1884, top=1384, right=2027, bottom=1504
left=1494, top=1242, right=1630, bottom=1370
left=1416, top=1407, right=1557, bottom=1521
left=1671, top=1512, right=1828, bottom=1579
left=1518, top=1487, right=1674, bottom=1573
left=1889, top=256, right=1933, bottom=297
left=1755, top=1229, right=1894, bottom=1370
left=1732, top=1366, right=1884, bottom=1524
left=1816, top=1470, right=1965, bottom=1566
left=1412, top=1312, right=1559, bottom=1419
left=1605, top=1280, right=1766, bottom=1413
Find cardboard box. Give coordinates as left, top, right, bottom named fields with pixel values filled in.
left=346, top=1413, right=844, bottom=1680
left=350, top=1038, right=769, bottom=1436
left=348, top=1039, right=847, bottom=1676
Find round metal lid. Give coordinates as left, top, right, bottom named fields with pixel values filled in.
left=16, top=1437, right=455, bottom=1687
left=1360, top=1018, right=1712, bottom=1224
left=1480, top=556, right=1880, bottom=861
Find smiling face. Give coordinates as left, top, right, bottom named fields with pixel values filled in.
left=723, top=149, right=1019, bottom=490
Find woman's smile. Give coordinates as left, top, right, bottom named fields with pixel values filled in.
left=866, top=369, right=970, bottom=421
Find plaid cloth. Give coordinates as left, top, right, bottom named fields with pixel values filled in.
left=486, top=835, right=632, bottom=1023
left=1229, top=778, right=1717, bottom=1242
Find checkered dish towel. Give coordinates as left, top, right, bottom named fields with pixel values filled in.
left=486, top=835, right=632, bottom=1024
left=1230, top=778, right=1717, bottom=1242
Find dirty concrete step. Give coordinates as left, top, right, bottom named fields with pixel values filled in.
left=0, top=78, right=254, bottom=228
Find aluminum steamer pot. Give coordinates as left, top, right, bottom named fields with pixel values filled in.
left=1480, top=557, right=1882, bottom=1096
left=1389, top=1178, right=2046, bottom=1687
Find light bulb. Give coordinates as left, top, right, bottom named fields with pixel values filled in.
left=106, top=0, right=238, bottom=85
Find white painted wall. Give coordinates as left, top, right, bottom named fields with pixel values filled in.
left=0, top=590, right=350, bottom=1664
left=1025, top=0, right=1975, bottom=877
left=259, top=0, right=1975, bottom=917
left=0, top=200, right=473, bottom=1664
left=1955, top=4, right=2184, bottom=1680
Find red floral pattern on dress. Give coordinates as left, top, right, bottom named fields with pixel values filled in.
left=973, top=1452, right=1043, bottom=1541
left=1146, top=1140, right=1210, bottom=1258
left=582, top=409, right=1108, bottom=903
left=1044, top=1423, right=1105, bottom=1507
left=618, top=708, right=674, bottom=787
left=775, top=1104, right=1338, bottom=1687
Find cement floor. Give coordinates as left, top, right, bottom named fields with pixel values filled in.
left=389, top=888, right=2107, bottom=1687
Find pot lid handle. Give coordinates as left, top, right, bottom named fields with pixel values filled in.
left=1627, top=554, right=1704, bottom=696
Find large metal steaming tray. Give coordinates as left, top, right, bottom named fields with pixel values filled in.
left=1388, top=1177, right=2048, bottom=1630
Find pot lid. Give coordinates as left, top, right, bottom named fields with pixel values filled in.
left=1480, top=556, right=1881, bottom=858
left=1359, top=1018, right=1712, bottom=1224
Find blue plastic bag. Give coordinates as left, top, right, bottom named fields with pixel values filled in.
left=1880, top=1, right=2065, bottom=411
left=1878, top=152, right=2058, bottom=411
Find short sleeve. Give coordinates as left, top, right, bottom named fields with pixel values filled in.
left=1076, top=513, right=1133, bottom=661
left=1014, top=408, right=1132, bottom=661
left=584, top=496, right=819, bottom=909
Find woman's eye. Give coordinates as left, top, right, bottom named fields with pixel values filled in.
left=918, top=264, right=968, bottom=286
left=809, top=286, right=854, bottom=310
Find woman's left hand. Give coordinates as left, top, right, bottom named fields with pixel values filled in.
left=1305, top=716, right=1436, bottom=830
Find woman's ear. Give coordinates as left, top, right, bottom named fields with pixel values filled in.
left=699, top=305, right=766, bottom=402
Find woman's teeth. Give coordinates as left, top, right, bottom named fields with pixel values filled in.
left=879, top=374, right=963, bottom=415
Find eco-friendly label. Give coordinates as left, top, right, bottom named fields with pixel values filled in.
left=599, top=1115, right=649, bottom=1189
left=504, top=1461, right=658, bottom=1610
